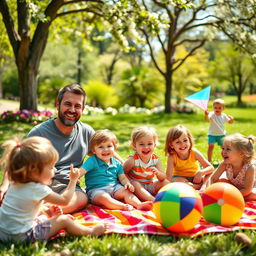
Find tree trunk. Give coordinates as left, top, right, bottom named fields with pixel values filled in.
left=77, top=50, right=82, bottom=85
left=164, top=73, right=172, bottom=113
left=18, top=63, right=38, bottom=111
left=237, top=91, right=242, bottom=104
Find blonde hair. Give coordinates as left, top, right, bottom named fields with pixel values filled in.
left=130, top=126, right=158, bottom=147
left=0, top=136, right=59, bottom=183
left=223, top=133, right=255, bottom=162
left=213, top=98, right=225, bottom=107
left=89, top=129, right=118, bottom=152
left=164, top=125, right=194, bottom=155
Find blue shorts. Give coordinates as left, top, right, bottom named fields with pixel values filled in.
left=87, top=183, right=124, bottom=203
left=208, top=135, right=225, bottom=146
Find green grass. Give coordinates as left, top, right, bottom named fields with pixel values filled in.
left=0, top=107, right=256, bottom=255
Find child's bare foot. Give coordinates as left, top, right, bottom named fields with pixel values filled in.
left=122, top=204, right=134, bottom=211
left=137, top=201, right=153, bottom=211
left=90, top=223, right=108, bottom=236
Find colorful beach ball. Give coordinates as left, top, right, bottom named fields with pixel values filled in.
left=201, top=182, right=245, bottom=226
left=153, top=182, right=203, bottom=232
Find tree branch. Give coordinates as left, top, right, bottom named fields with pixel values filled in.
left=30, top=0, right=65, bottom=69
left=173, top=40, right=206, bottom=72
left=17, top=1, right=30, bottom=68
left=141, top=28, right=165, bottom=77
left=56, top=8, right=102, bottom=18
left=0, top=0, right=19, bottom=56
left=63, top=0, right=103, bottom=5
left=173, top=38, right=204, bottom=48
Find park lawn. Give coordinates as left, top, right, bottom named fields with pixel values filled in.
left=0, top=107, right=256, bottom=255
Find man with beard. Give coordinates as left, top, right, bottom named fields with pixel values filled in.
left=0, top=84, right=95, bottom=213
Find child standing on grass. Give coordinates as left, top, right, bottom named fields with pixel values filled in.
left=165, top=125, right=214, bottom=190
left=79, top=129, right=153, bottom=211
left=210, top=133, right=256, bottom=201
left=205, top=98, right=234, bottom=162
left=123, top=126, right=169, bottom=202
left=0, top=136, right=107, bottom=243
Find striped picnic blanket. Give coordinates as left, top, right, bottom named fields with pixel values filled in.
left=64, top=201, right=256, bottom=237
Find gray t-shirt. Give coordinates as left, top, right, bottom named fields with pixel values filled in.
left=28, top=118, right=94, bottom=183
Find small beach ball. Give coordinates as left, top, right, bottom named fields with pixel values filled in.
left=153, top=182, right=203, bottom=232
left=201, top=182, right=245, bottom=226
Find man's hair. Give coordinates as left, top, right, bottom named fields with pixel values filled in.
left=57, top=84, right=86, bottom=106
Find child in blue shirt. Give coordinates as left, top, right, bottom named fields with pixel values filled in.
left=79, top=129, right=153, bottom=211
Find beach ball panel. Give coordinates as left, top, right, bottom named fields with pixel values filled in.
left=194, top=197, right=203, bottom=213
left=180, top=197, right=196, bottom=219
left=181, top=208, right=201, bottom=230
left=159, top=201, right=180, bottom=227
left=167, top=221, right=185, bottom=232
left=201, top=193, right=218, bottom=206
left=179, top=184, right=196, bottom=197
left=154, top=191, right=167, bottom=203
left=205, top=185, right=225, bottom=200
left=168, top=209, right=201, bottom=232
left=161, top=189, right=180, bottom=203
left=221, top=204, right=244, bottom=225
left=222, top=188, right=245, bottom=209
left=203, top=204, right=221, bottom=224
left=153, top=201, right=162, bottom=221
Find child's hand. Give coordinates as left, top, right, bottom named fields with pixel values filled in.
left=69, top=164, right=80, bottom=181
left=193, top=171, right=203, bottom=184
left=150, top=167, right=159, bottom=176
left=125, top=182, right=135, bottom=192
left=150, top=167, right=164, bottom=180
left=46, top=205, right=63, bottom=218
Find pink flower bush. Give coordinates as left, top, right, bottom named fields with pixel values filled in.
left=0, top=109, right=53, bottom=124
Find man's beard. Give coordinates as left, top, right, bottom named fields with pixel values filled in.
left=58, top=110, right=79, bottom=126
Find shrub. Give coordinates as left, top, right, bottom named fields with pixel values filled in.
left=0, top=110, right=53, bottom=124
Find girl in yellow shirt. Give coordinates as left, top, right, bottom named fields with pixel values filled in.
left=165, top=125, right=214, bottom=190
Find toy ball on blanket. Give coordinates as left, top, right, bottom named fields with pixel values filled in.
left=153, top=182, right=203, bottom=232
left=201, top=182, right=245, bottom=226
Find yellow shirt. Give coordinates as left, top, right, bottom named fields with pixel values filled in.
left=173, top=149, right=199, bottom=177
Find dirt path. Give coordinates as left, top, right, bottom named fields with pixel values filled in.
left=0, top=100, right=20, bottom=113
left=0, top=100, right=47, bottom=113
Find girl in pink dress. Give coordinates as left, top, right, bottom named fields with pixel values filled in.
left=210, top=133, right=256, bottom=201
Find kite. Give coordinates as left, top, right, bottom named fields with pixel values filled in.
left=184, top=86, right=211, bottom=111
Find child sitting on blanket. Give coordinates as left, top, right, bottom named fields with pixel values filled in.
left=165, top=125, right=214, bottom=190
left=123, top=126, right=169, bottom=202
left=210, top=133, right=256, bottom=201
left=79, top=129, right=153, bottom=211
left=0, top=136, right=107, bottom=243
